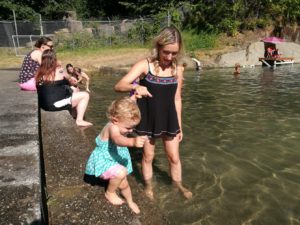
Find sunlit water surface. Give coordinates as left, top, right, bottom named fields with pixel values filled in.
left=87, top=65, right=300, bottom=225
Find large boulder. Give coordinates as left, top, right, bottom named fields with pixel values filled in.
left=216, top=41, right=300, bottom=67
left=275, top=42, right=300, bottom=62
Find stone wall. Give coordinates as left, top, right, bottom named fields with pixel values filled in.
left=217, top=41, right=300, bottom=67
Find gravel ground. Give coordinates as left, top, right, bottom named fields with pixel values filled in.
left=41, top=110, right=170, bottom=225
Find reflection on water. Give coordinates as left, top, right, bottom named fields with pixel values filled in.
left=87, top=65, right=300, bottom=225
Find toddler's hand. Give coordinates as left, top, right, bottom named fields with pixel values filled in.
left=134, top=136, right=148, bottom=148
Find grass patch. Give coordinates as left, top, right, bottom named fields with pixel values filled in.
left=56, top=45, right=147, bottom=58
left=182, top=31, right=218, bottom=52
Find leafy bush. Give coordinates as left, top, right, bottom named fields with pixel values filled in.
left=182, top=30, right=218, bottom=51
left=217, top=18, right=241, bottom=36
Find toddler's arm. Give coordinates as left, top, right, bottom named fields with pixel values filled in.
left=109, top=125, right=147, bottom=147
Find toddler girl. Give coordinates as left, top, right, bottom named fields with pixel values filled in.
left=85, top=97, right=147, bottom=214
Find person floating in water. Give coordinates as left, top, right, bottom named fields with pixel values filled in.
left=233, top=63, right=241, bottom=76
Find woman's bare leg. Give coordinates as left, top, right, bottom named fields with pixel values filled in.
left=119, top=177, right=140, bottom=214
left=142, top=138, right=155, bottom=200
left=71, top=91, right=92, bottom=127
left=163, top=135, right=192, bottom=199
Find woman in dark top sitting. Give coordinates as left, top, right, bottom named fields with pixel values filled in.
left=36, top=49, right=93, bottom=127
left=18, top=36, right=53, bottom=91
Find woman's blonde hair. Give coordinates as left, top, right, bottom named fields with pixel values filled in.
left=150, top=26, right=184, bottom=77
left=106, top=97, right=141, bottom=123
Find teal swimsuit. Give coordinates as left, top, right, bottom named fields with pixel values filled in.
left=85, top=136, right=133, bottom=177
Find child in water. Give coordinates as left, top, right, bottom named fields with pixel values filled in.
left=85, top=97, right=147, bottom=214
left=66, top=63, right=90, bottom=92
left=233, top=63, right=241, bottom=76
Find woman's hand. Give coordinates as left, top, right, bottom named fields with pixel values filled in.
left=69, top=77, right=78, bottom=85
left=134, top=85, right=152, bottom=98
left=178, top=131, right=183, bottom=142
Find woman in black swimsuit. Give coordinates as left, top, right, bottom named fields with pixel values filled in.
left=115, top=26, right=192, bottom=199
left=36, top=50, right=92, bottom=127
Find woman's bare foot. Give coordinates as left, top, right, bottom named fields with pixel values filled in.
left=76, top=120, right=93, bottom=127
left=173, top=181, right=193, bottom=199
left=182, top=189, right=193, bottom=199
left=144, top=180, right=154, bottom=200
left=127, top=201, right=140, bottom=214
left=105, top=191, right=124, bottom=205
left=144, top=188, right=154, bottom=200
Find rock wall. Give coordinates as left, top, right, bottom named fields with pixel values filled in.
left=216, top=41, right=300, bottom=67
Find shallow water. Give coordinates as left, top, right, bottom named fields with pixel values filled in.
left=87, top=65, right=300, bottom=225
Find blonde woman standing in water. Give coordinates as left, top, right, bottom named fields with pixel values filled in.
left=115, top=26, right=192, bottom=200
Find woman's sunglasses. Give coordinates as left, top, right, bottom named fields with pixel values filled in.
left=45, top=44, right=54, bottom=49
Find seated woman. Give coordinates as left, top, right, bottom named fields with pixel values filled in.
left=18, top=36, right=53, bottom=91
left=66, top=63, right=90, bottom=92
left=35, top=49, right=93, bottom=127
left=266, top=47, right=274, bottom=58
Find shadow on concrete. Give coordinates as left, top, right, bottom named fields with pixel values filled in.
left=83, top=174, right=108, bottom=189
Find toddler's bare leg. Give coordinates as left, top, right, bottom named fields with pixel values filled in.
left=105, top=177, right=125, bottom=205
left=105, top=170, right=129, bottom=205
left=119, top=177, right=140, bottom=214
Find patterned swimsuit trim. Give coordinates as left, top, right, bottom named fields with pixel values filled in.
left=144, top=72, right=178, bottom=85
left=136, top=129, right=181, bottom=138
left=145, top=59, right=178, bottom=85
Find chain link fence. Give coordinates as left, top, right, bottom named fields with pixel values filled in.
left=0, top=16, right=169, bottom=56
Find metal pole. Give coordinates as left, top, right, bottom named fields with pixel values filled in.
left=167, top=10, right=170, bottom=26
left=13, top=10, right=20, bottom=47
left=39, top=14, right=44, bottom=35
left=108, top=17, right=111, bottom=46
left=140, top=17, right=144, bottom=45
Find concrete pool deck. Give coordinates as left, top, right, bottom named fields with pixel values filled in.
left=0, top=70, right=170, bottom=225
left=0, top=70, right=44, bottom=224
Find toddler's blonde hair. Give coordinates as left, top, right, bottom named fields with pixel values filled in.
left=106, top=97, right=141, bottom=123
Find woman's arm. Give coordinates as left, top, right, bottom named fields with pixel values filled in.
left=81, top=72, right=90, bottom=92
left=114, top=59, right=152, bottom=97
left=175, top=65, right=184, bottom=141
left=61, top=70, right=77, bottom=84
left=31, top=50, right=42, bottom=64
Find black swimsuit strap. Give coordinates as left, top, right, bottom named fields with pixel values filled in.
left=146, top=58, right=151, bottom=74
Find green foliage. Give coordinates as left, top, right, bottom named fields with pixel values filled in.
left=217, top=18, right=241, bottom=36
left=182, top=30, right=218, bottom=51
left=0, top=0, right=36, bottom=20
left=54, top=28, right=147, bottom=51
left=242, top=18, right=269, bottom=30
left=127, top=20, right=158, bottom=45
